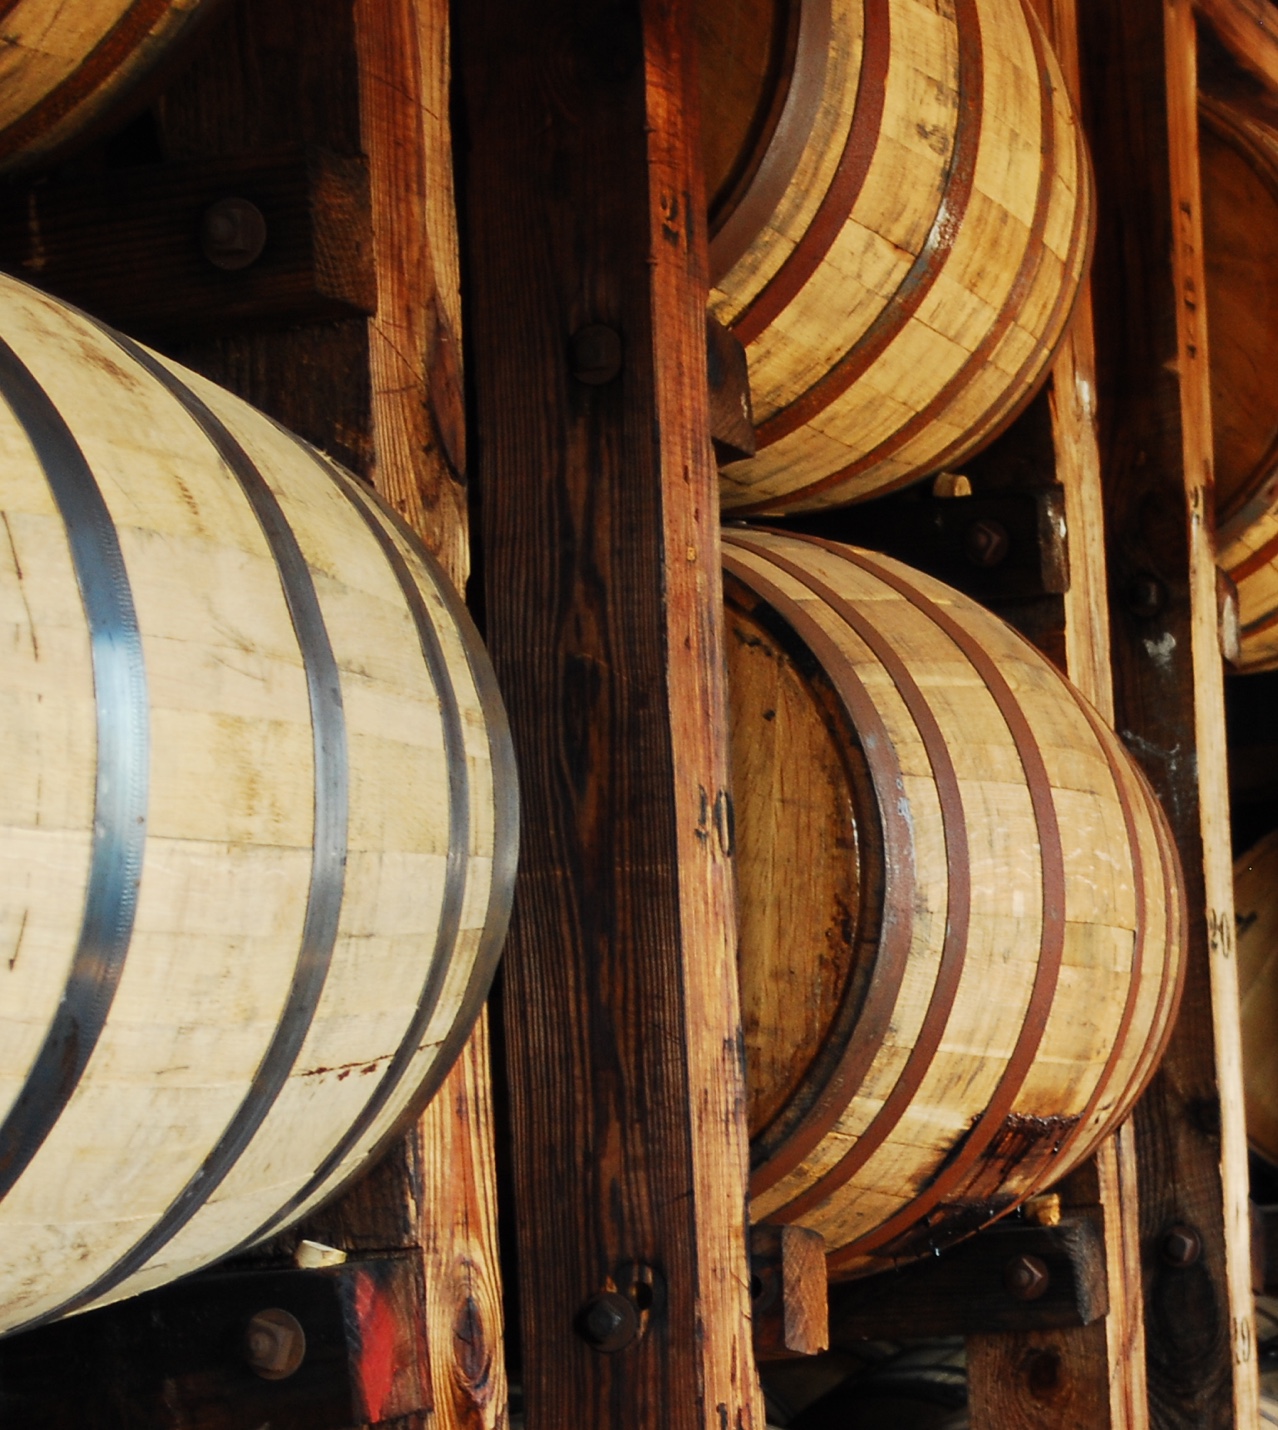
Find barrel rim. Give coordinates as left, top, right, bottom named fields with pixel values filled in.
left=728, top=530, right=975, bottom=1223
left=722, top=538, right=919, bottom=1200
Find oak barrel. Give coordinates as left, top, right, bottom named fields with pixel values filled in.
left=724, top=530, right=1185, bottom=1276
left=1234, top=830, right=1278, bottom=1166
left=699, top=0, right=1094, bottom=515
left=0, top=273, right=517, bottom=1334
left=1202, top=100, right=1278, bottom=670
left=0, top=0, right=225, bottom=175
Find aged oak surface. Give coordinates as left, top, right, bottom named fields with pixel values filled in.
left=968, top=0, right=1151, bottom=1421
left=1078, top=0, right=1259, bottom=1423
left=457, top=0, right=762, bottom=1425
left=700, top=0, right=1093, bottom=514
left=0, top=273, right=512, bottom=1332
left=144, top=2, right=511, bottom=1427
left=724, top=531, right=1185, bottom=1276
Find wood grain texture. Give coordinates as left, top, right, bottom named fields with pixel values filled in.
left=458, top=0, right=762, bottom=1423
left=1195, top=0, right=1278, bottom=93
left=702, top=0, right=1094, bottom=514
left=968, top=4, right=1148, bottom=1426
left=149, top=7, right=510, bottom=1428
left=0, top=273, right=508, bottom=1332
left=1078, top=0, right=1260, bottom=1422
left=1199, top=99, right=1278, bottom=671
left=355, top=0, right=468, bottom=586
left=0, top=0, right=231, bottom=175
left=724, top=531, right=1186, bottom=1276
left=1233, top=831, right=1278, bottom=1170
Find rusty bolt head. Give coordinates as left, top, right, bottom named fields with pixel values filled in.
left=577, top=1290, right=640, bottom=1352
left=1162, top=1224, right=1202, bottom=1268
left=244, top=1307, right=306, bottom=1380
left=201, top=197, right=268, bottom=271
left=1004, top=1253, right=1051, bottom=1301
left=569, top=324, right=623, bottom=385
left=964, top=518, right=1010, bottom=568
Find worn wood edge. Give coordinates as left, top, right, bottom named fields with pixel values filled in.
left=1166, top=4, right=1258, bottom=1415
left=1195, top=0, right=1278, bottom=94
left=647, top=0, right=764, bottom=1419
left=354, top=3, right=507, bottom=1428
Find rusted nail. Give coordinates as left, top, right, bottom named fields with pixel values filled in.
left=1162, top=1224, right=1202, bottom=1267
left=964, top=518, right=1010, bottom=568
left=577, top=1290, right=639, bottom=1352
left=569, top=324, right=623, bottom=385
left=201, top=197, right=268, bottom=271
left=244, top=1307, right=306, bottom=1380
left=1126, top=574, right=1167, bottom=619
left=1004, top=1253, right=1050, bottom=1301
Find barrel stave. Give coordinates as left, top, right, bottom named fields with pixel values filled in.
left=0, top=272, right=512, bottom=1331
left=726, top=531, right=1183, bottom=1277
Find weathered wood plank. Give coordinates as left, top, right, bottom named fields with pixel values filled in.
left=1077, top=0, right=1259, bottom=1423
left=458, top=0, right=761, bottom=1424
left=353, top=6, right=507, bottom=1426
left=154, top=6, right=508, bottom=1430
left=968, top=2, right=1149, bottom=1425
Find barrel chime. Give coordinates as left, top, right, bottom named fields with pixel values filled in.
left=0, top=0, right=1188, bottom=1335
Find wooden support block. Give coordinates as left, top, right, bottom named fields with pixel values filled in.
left=749, top=1225, right=828, bottom=1362
left=786, top=481, right=1070, bottom=602
left=0, top=148, right=375, bottom=338
left=0, top=1258, right=431, bottom=1429
left=457, top=0, right=761, bottom=1425
left=1077, top=0, right=1261, bottom=1423
left=827, top=1214, right=1108, bottom=1344
left=707, top=313, right=754, bottom=464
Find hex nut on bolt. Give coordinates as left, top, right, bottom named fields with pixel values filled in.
left=964, top=518, right=1010, bottom=568
left=577, top=1290, right=640, bottom=1352
left=569, top=324, right=623, bottom=385
left=1003, top=1253, right=1051, bottom=1301
left=244, top=1307, right=307, bottom=1380
left=201, top=196, right=268, bottom=271
left=1162, top=1224, right=1202, bottom=1268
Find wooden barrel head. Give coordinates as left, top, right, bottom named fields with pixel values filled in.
left=0, top=0, right=228, bottom=176
left=724, top=570, right=884, bottom=1147
left=696, top=0, right=798, bottom=226
left=1235, top=830, right=1278, bottom=1167
left=1202, top=105, right=1278, bottom=525
left=699, top=0, right=1094, bottom=515
left=1202, top=101, right=1278, bottom=668
left=724, top=530, right=1186, bottom=1275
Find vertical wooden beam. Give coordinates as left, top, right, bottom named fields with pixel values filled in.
left=967, top=4, right=1149, bottom=1425
left=1077, top=0, right=1259, bottom=1423
left=155, top=4, right=509, bottom=1428
left=354, top=4, right=507, bottom=1427
left=458, top=0, right=761, bottom=1426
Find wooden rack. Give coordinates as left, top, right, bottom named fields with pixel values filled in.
left=0, top=0, right=1269, bottom=1426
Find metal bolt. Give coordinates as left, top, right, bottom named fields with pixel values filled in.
left=244, top=1307, right=306, bottom=1380
left=577, top=1290, right=640, bottom=1352
left=569, top=324, right=623, bottom=385
left=965, top=518, right=1010, bottom=568
left=1004, top=1253, right=1051, bottom=1301
left=1126, top=574, right=1167, bottom=620
left=1162, top=1223, right=1202, bottom=1267
left=201, top=197, right=268, bottom=271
